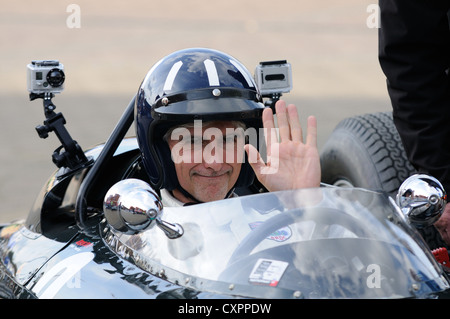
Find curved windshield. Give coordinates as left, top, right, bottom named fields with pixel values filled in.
left=107, top=187, right=449, bottom=298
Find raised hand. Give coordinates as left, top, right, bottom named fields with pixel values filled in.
left=244, top=100, right=321, bottom=192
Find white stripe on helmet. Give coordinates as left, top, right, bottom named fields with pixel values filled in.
left=203, top=59, right=220, bottom=86
left=163, top=61, right=183, bottom=91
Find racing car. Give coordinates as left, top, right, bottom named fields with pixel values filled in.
left=1, top=56, right=449, bottom=299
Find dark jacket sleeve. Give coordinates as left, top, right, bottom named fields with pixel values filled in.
left=378, top=0, right=450, bottom=192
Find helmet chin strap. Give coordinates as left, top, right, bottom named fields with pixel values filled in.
left=174, top=185, right=235, bottom=206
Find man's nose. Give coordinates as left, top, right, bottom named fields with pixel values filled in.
left=202, top=144, right=224, bottom=170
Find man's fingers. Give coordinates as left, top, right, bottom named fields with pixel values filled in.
left=306, top=115, right=318, bottom=147
left=244, top=144, right=266, bottom=176
left=275, top=100, right=291, bottom=142
left=262, top=107, right=276, bottom=156
left=263, top=100, right=317, bottom=149
left=274, top=100, right=304, bottom=143
left=262, top=106, right=275, bottom=129
left=287, top=103, right=302, bottom=142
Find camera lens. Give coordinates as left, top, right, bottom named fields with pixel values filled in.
left=46, top=68, right=65, bottom=87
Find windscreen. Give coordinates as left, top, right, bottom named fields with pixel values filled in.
left=107, top=187, right=449, bottom=298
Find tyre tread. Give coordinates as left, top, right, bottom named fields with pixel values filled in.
left=326, top=112, right=415, bottom=195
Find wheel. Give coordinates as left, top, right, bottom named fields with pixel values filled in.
left=320, top=112, right=416, bottom=197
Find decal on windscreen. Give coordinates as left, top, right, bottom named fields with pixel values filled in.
left=248, top=258, right=289, bottom=287
left=249, top=221, right=292, bottom=242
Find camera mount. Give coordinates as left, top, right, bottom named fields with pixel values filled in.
left=30, top=92, right=92, bottom=174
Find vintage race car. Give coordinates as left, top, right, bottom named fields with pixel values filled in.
left=1, top=63, right=450, bottom=299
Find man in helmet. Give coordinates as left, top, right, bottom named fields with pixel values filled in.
left=135, top=48, right=320, bottom=206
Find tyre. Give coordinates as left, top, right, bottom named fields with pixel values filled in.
left=320, top=112, right=416, bottom=197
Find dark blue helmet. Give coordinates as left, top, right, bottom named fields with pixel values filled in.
left=135, top=48, right=265, bottom=192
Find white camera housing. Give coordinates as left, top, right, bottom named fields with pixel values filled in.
left=27, top=60, right=65, bottom=94
left=255, top=60, right=292, bottom=96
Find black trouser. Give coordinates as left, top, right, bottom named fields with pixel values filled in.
left=378, top=0, right=450, bottom=194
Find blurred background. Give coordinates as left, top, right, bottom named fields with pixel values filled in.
left=0, top=0, right=391, bottom=222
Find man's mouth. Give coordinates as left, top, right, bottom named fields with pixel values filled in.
left=192, top=171, right=230, bottom=178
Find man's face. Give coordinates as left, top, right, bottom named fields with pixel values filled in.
left=167, top=121, right=244, bottom=203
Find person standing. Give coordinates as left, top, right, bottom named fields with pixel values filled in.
left=378, top=0, right=450, bottom=246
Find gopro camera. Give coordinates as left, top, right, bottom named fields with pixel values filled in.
left=255, top=60, right=292, bottom=96
left=27, top=60, right=65, bottom=94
